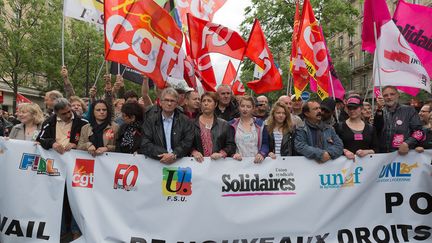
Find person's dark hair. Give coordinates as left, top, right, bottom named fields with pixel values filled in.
left=382, top=85, right=398, bottom=93
left=302, top=100, right=319, bottom=115
left=53, top=98, right=71, bottom=113
left=121, top=102, right=143, bottom=122
left=123, top=90, right=139, bottom=101
left=90, top=100, right=112, bottom=125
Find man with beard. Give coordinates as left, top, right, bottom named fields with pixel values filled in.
left=294, top=100, right=343, bottom=163
left=374, top=86, right=423, bottom=154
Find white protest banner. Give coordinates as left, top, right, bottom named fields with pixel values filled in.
left=64, top=150, right=432, bottom=243
left=63, top=0, right=104, bottom=29
left=1, top=139, right=431, bottom=243
left=0, top=139, right=65, bottom=243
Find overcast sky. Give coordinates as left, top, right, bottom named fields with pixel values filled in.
left=210, top=0, right=252, bottom=85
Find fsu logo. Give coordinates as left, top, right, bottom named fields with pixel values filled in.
left=72, top=159, right=95, bottom=188
left=162, top=167, right=192, bottom=202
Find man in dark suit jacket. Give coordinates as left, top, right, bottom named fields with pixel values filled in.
left=140, top=87, right=194, bottom=164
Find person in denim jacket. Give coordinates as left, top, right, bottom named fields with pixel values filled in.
left=295, top=100, right=343, bottom=163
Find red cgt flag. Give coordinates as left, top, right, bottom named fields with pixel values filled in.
left=104, top=0, right=183, bottom=89
left=244, top=19, right=283, bottom=94
left=232, top=80, right=245, bottom=95
left=297, top=0, right=330, bottom=99
left=290, top=1, right=309, bottom=98
left=221, top=61, right=237, bottom=85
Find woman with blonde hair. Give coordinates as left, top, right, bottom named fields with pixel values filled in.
left=266, top=101, right=295, bottom=158
left=229, top=95, right=269, bottom=163
left=9, top=103, right=44, bottom=141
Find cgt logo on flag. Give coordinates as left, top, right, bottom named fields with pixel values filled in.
left=72, top=159, right=95, bottom=188
left=162, top=167, right=192, bottom=202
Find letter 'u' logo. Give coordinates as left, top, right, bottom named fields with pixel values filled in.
left=162, top=167, right=192, bottom=196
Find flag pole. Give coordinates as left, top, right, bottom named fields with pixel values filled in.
left=94, top=58, right=106, bottom=87
left=61, top=2, right=66, bottom=66
left=373, top=21, right=383, bottom=94
left=329, top=70, right=339, bottom=122
left=286, top=69, right=292, bottom=95
left=117, top=62, right=121, bottom=75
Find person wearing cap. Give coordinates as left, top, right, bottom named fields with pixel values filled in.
left=375, top=85, right=423, bottom=154
left=320, top=98, right=336, bottom=127
left=291, top=95, right=303, bottom=116
left=254, top=95, right=270, bottom=120
left=294, top=100, right=343, bottom=163
left=335, top=95, right=378, bottom=160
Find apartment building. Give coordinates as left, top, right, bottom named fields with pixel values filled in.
left=330, top=0, right=432, bottom=97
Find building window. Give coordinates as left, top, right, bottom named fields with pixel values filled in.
left=349, top=35, right=354, bottom=46
left=363, top=74, right=368, bottom=90
left=339, top=36, right=344, bottom=48
left=349, top=54, right=354, bottom=68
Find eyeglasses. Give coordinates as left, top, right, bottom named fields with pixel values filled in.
left=162, top=99, right=177, bottom=104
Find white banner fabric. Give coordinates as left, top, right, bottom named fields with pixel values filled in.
left=0, top=139, right=431, bottom=242
left=375, top=21, right=431, bottom=93
left=0, top=139, right=65, bottom=243
left=63, top=0, right=104, bottom=29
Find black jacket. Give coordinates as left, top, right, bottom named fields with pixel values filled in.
left=139, top=105, right=194, bottom=160
left=268, top=127, right=295, bottom=156
left=36, top=112, right=88, bottom=150
left=116, top=122, right=143, bottom=154
left=215, top=100, right=239, bottom=121
left=374, top=104, right=423, bottom=152
left=192, top=116, right=236, bottom=156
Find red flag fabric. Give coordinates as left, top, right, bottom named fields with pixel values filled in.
left=16, top=93, right=32, bottom=104
left=187, top=14, right=246, bottom=60
left=361, top=0, right=391, bottom=53
left=104, top=0, right=183, bottom=88
left=176, top=0, right=226, bottom=28
left=222, top=61, right=237, bottom=85
left=244, top=19, right=283, bottom=94
left=290, top=1, right=309, bottom=98
left=232, top=80, right=245, bottom=95
left=297, top=0, right=330, bottom=99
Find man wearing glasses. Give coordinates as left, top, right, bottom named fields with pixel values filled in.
left=140, top=87, right=194, bottom=164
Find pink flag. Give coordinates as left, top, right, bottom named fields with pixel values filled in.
left=393, top=0, right=432, bottom=78
left=361, top=0, right=391, bottom=53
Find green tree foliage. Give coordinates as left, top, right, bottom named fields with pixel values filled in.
left=0, top=0, right=140, bottom=110
left=0, top=0, right=63, bottom=110
left=240, top=0, right=359, bottom=102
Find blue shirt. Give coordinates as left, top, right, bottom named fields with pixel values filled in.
left=162, top=113, right=174, bottom=153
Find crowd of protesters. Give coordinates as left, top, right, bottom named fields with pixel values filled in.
left=1, top=67, right=432, bottom=240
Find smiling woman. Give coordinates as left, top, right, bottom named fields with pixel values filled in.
left=9, top=103, right=44, bottom=141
